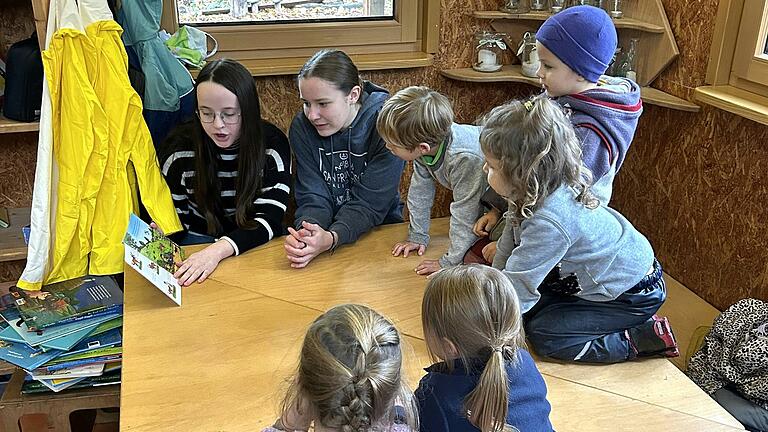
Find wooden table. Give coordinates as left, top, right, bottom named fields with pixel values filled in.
left=120, top=218, right=744, bottom=431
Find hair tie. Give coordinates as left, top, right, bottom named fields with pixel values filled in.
left=523, top=99, right=535, bottom=112
left=492, top=346, right=503, bottom=353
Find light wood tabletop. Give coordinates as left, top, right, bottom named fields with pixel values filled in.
left=120, top=218, right=744, bottom=431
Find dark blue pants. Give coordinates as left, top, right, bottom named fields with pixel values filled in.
left=524, top=259, right=666, bottom=363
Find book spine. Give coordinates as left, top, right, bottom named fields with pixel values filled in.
left=44, top=355, right=122, bottom=372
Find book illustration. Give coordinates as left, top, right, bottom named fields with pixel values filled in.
left=123, top=214, right=186, bottom=273
left=10, top=276, right=123, bottom=331
left=123, top=214, right=183, bottom=306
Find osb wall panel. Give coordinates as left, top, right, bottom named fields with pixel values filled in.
left=0, top=0, right=36, bottom=57
left=610, top=0, right=768, bottom=309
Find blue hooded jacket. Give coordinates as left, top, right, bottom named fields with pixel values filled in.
left=557, top=76, right=643, bottom=204
left=290, top=81, right=404, bottom=245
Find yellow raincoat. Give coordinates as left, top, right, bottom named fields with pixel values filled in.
left=18, top=0, right=181, bottom=289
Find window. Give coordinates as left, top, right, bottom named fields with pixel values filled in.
left=696, top=0, right=768, bottom=125
left=177, top=0, right=395, bottom=26
left=161, top=0, right=439, bottom=76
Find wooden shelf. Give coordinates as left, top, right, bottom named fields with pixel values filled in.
left=440, top=64, right=541, bottom=86
left=440, top=67, right=700, bottom=112
left=0, top=207, right=30, bottom=263
left=473, top=10, right=666, bottom=33
left=0, top=115, right=39, bottom=134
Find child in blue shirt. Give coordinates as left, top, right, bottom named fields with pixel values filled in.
left=482, top=96, right=678, bottom=363
left=416, top=265, right=553, bottom=432
left=377, top=86, right=487, bottom=276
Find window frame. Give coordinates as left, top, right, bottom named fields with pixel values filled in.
left=696, top=0, right=768, bottom=125
left=161, top=0, right=440, bottom=76
left=705, top=0, right=768, bottom=94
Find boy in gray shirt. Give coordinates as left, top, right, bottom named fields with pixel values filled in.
left=377, top=86, right=487, bottom=276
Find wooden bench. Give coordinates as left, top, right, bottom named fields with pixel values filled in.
left=657, top=273, right=722, bottom=371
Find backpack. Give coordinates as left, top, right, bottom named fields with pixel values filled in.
left=3, top=33, right=43, bottom=122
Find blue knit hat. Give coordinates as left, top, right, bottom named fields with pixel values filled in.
left=535, top=6, right=617, bottom=83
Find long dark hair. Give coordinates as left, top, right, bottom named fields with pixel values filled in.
left=193, top=59, right=266, bottom=234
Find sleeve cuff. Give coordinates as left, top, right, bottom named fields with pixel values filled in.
left=218, top=236, right=240, bottom=256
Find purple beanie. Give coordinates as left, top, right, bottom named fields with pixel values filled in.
left=535, top=5, right=617, bottom=83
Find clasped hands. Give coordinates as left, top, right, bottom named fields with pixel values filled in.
left=284, top=221, right=335, bottom=269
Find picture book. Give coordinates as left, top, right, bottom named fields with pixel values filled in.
left=123, top=214, right=184, bottom=306
left=31, top=363, right=105, bottom=380
left=22, top=366, right=121, bottom=394
left=9, top=276, right=123, bottom=331
left=0, top=338, right=64, bottom=371
left=39, top=316, right=123, bottom=351
left=0, top=303, right=120, bottom=348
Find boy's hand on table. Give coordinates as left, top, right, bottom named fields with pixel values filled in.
left=392, top=241, right=426, bottom=258
left=415, top=259, right=441, bottom=276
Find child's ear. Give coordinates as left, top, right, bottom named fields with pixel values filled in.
left=418, top=143, right=432, bottom=154
left=348, top=85, right=362, bottom=104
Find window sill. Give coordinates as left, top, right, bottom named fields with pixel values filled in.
left=694, top=85, right=768, bottom=126
left=192, top=52, right=434, bottom=78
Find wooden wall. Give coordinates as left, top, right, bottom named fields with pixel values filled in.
left=1, top=0, right=766, bottom=310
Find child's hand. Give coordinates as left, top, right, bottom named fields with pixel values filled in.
left=149, top=221, right=165, bottom=236
left=284, top=222, right=334, bottom=269
left=392, top=241, right=426, bottom=258
left=482, top=241, right=497, bottom=263
left=473, top=208, right=501, bottom=237
left=415, top=259, right=441, bottom=276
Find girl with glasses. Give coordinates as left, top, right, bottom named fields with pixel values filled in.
left=158, top=59, right=292, bottom=286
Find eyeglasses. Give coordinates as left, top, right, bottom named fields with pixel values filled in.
left=197, top=110, right=241, bottom=125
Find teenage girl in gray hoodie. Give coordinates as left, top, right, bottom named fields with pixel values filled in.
left=284, top=49, right=404, bottom=268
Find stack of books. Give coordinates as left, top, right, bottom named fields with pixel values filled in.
left=0, top=276, right=124, bottom=393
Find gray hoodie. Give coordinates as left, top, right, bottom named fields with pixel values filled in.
left=406, top=123, right=487, bottom=267
left=290, top=81, right=404, bottom=246
left=492, top=184, right=655, bottom=313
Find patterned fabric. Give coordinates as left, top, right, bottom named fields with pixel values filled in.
left=687, top=298, right=768, bottom=410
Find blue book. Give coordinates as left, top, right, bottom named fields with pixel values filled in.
left=66, top=328, right=122, bottom=356
left=0, top=307, right=121, bottom=348
left=10, top=275, right=123, bottom=331
left=40, top=316, right=123, bottom=351
left=0, top=338, right=64, bottom=371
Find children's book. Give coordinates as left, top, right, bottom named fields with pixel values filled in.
left=0, top=300, right=120, bottom=348
left=22, top=366, right=121, bottom=394
left=9, top=276, right=123, bottom=331
left=123, top=214, right=184, bottom=306
left=39, top=316, right=123, bottom=351
left=41, top=353, right=122, bottom=372
left=0, top=337, right=64, bottom=370
left=30, top=363, right=105, bottom=380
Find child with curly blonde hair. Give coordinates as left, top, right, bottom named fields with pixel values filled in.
left=481, top=96, right=677, bottom=363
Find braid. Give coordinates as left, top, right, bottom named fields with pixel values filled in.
left=288, top=305, right=418, bottom=432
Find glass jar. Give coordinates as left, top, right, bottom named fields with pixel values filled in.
left=624, top=38, right=639, bottom=81
left=578, top=0, right=604, bottom=8
left=530, top=0, right=547, bottom=11
left=550, top=0, right=565, bottom=13
left=500, top=0, right=530, bottom=14
left=473, top=31, right=507, bottom=73
left=518, top=32, right=540, bottom=77
left=609, top=0, right=623, bottom=18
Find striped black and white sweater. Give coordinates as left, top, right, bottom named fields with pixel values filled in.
left=159, top=120, right=291, bottom=255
